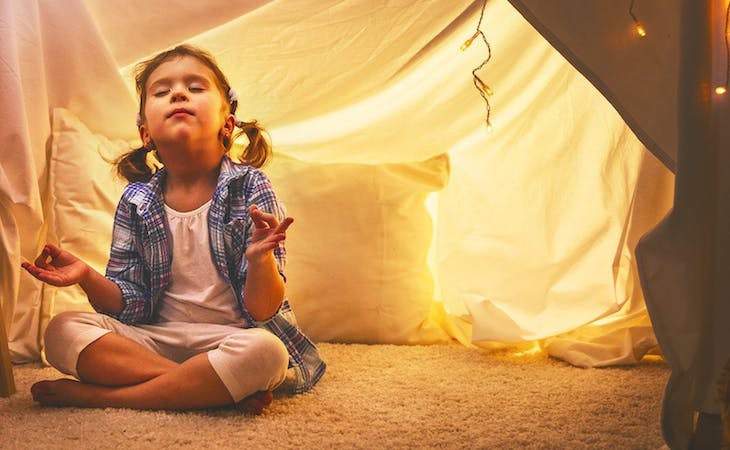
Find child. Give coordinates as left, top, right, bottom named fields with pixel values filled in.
left=22, top=44, right=325, bottom=413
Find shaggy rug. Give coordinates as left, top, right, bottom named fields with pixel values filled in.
left=0, top=343, right=669, bottom=449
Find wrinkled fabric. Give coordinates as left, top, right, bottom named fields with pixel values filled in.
left=2, top=0, right=675, bottom=375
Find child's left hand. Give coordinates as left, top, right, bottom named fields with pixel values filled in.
left=246, top=204, right=293, bottom=263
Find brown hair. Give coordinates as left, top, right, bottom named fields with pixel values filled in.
left=115, top=44, right=271, bottom=183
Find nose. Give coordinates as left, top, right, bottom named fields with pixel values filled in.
left=170, top=84, right=188, bottom=102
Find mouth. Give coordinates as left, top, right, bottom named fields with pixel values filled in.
left=167, top=108, right=193, bottom=118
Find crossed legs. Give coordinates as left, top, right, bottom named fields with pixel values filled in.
left=33, top=313, right=287, bottom=413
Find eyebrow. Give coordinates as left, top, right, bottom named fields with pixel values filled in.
left=147, top=74, right=213, bottom=91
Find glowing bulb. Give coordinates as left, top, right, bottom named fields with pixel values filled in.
left=477, top=79, right=494, bottom=97
left=635, top=22, right=647, bottom=37
left=716, top=86, right=728, bottom=95
left=460, top=31, right=480, bottom=51
left=486, top=120, right=493, bottom=133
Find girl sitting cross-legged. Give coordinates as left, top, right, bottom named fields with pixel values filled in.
left=22, top=44, right=326, bottom=413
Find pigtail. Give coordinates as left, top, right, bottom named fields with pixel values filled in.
left=226, top=91, right=271, bottom=168
left=234, top=120, right=271, bottom=169
left=115, top=146, right=156, bottom=183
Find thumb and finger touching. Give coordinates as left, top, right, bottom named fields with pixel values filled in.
left=22, top=243, right=78, bottom=286
left=249, top=204, right=293, bottom=235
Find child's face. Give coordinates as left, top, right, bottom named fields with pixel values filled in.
left=139, top=55, right=231, bottom=155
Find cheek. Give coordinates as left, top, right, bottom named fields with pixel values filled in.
left=144, top=103, right=167, bottom=127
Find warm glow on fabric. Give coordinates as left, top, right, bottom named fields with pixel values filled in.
left=2, top=0, right=674, bottom=371
left=717, top=0, right=730, bottom=95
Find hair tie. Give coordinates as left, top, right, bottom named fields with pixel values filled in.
left=228, top=88, right=238, bottom=103
left=228, top=88, right=239, bottom=115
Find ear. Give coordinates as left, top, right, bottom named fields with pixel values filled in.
left=221, top=114, right=235, bottom=137
left=138, top=124, right=151, bottom=147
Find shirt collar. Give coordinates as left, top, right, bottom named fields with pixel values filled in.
left=130, top=155, right=248, bottom=215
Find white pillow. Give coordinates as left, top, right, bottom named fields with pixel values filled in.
left=264, top=153, right=452, bottom=344
left=47, top=108, right=131, bottom=317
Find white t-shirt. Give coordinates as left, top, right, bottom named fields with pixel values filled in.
left=157, top=199, right=246, bottom=325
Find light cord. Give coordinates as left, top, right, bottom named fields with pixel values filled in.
left=629, top=0, right=647, bottom=37
left=461, top=0, right=494, bottom=130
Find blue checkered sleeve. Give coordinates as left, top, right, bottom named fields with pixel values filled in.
left=103, top=186, right=154, bottom=323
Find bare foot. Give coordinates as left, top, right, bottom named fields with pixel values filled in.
left=236, top=390, right=273, bottom=415
left=31, top=379, right=95, bottom=407
left=31, top=378, right=272, bottom=412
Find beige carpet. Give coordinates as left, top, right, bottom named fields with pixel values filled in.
left=1, top=343, right=669, bottom=449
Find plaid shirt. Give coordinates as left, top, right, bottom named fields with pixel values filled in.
left=103, top=156, right=325, bottom=394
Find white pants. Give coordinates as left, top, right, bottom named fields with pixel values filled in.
left=43, top=311, right=290, bottom=402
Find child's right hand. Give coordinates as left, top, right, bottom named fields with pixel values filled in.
left=246, top=204, right=293, bottom=263
left=22, top=244, right=89, bottom=287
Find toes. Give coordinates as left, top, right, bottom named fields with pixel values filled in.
left=30, top=378, right=79, bottom=406
left=236, top=399, right=262, bottom=414
left=30, top=380, right=55, bottom=402
left=249, top=400, right=266, bottom=415
left=258, top=390, right=273, bottom=406
left=237, top=390, right=274, bottom=415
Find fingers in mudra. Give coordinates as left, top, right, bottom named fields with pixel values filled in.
left=23, top=245, right=54, bottom=278
left=247, top=205, right=293, bottom=257
left=21, top=261, right=44, bottom=279
left=250, top=205, right=292, bottom=229
left=21, top=261, right=64, bottom=286
left=21, top=244, right=83, bottom=286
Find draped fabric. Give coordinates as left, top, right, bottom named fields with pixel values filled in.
left=509, top=0, right=730, bottom=447
left=1, top=0, right=670, bottom=359
left=1, top=1, right=712, bottom=445
left=1, top=0, right=137, bottom=362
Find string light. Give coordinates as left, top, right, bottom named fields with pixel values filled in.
left=461, top=0, right=493, bottom=131
left=460, top=31, right=480, bottom=52
left=715, top=0, right=730, bottom=96
left=629, top=0, right=647, bottom=37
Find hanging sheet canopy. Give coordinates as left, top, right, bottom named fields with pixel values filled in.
left=2, top=1, right=728, bottom=446
left=0, top=0, right=671, bottom=367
